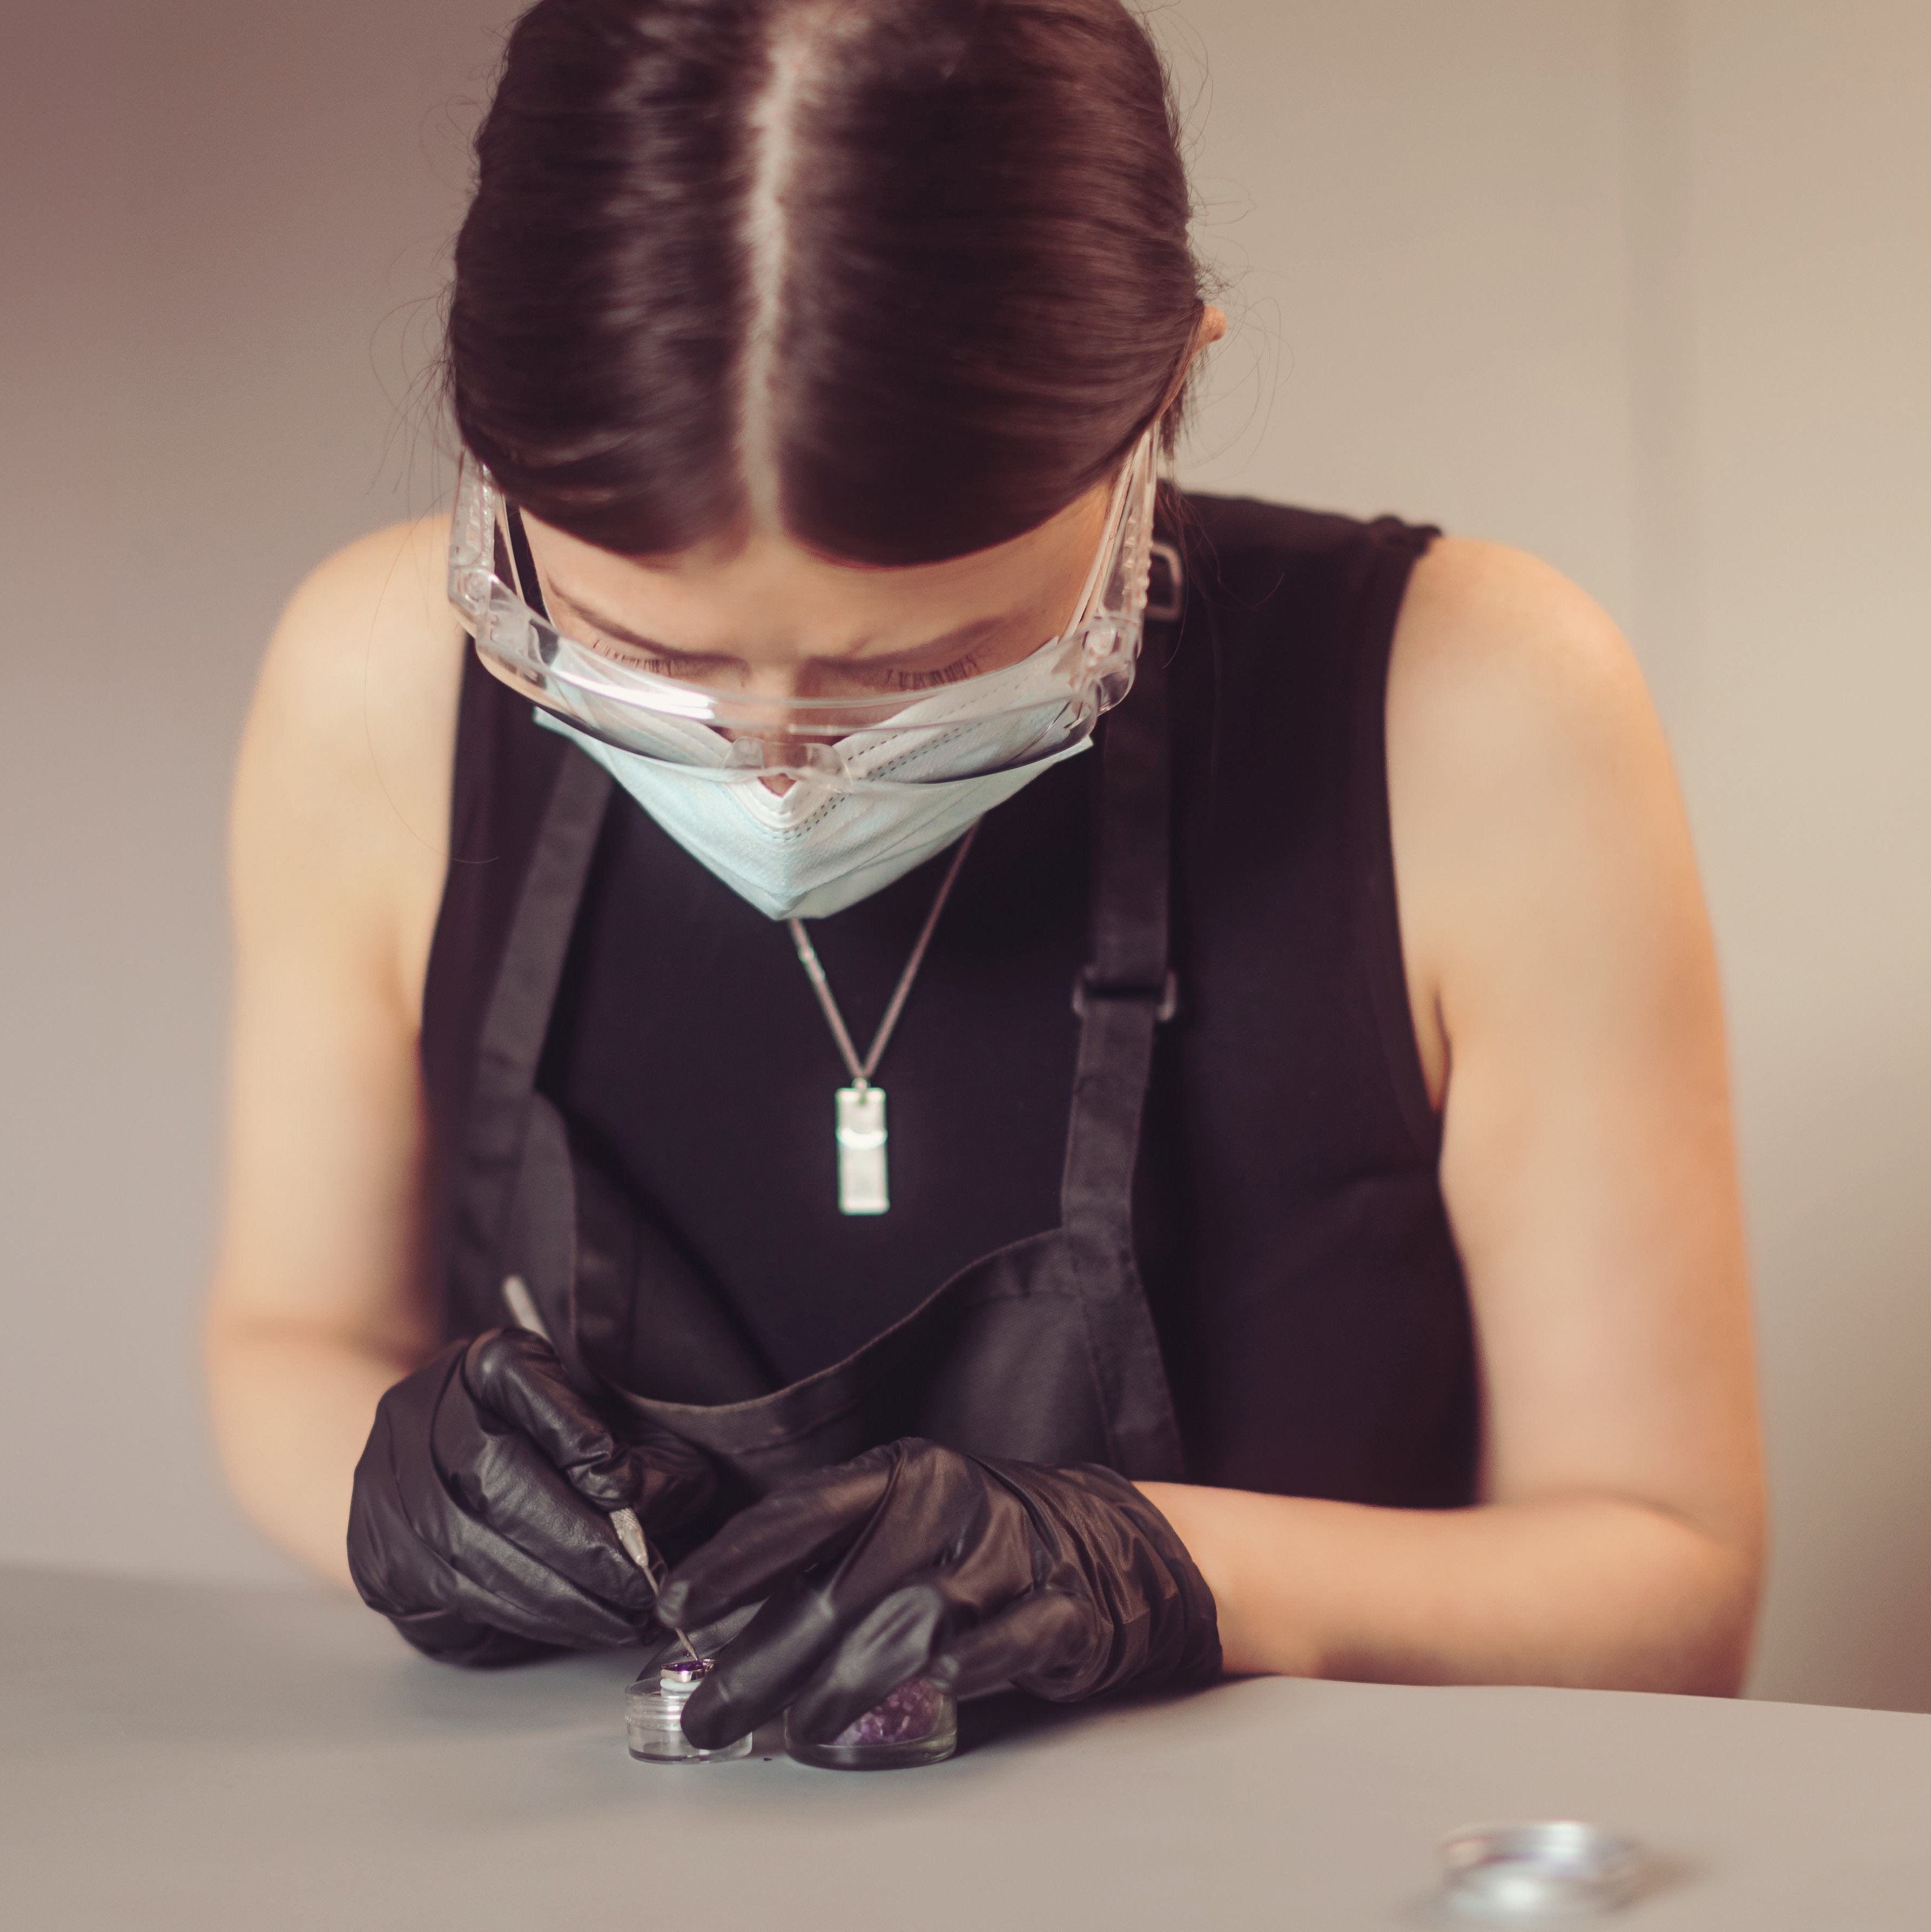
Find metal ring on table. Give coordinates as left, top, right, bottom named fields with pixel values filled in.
left=1439, top=1820, right=1643, bottom=1920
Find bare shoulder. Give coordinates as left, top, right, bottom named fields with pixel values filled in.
left=234, top=513, right=466, bottom=1012
left=247, top=513, right=463, bottom=833
left=1389, top=536, right=1662, bottom=801
left=1385, top=538, right=1711, bottom=1075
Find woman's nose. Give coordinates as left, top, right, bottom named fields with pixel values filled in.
left=719, top=725, right=840, bottom=795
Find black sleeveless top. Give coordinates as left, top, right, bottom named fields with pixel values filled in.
left=422, top=493, right=1479, bottom=1509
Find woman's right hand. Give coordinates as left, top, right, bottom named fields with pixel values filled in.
left=347, top=1327, right=712, bottom=1666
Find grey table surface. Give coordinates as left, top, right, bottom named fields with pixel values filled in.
left=5, top=1566, right=1929, bottom=1931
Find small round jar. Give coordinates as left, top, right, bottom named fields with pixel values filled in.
left=785, top=1676, right=958, bottom=1770
left=625, top=1658, right=752, bottom=1764
left=1439, top=1821, right=1641, bottom=1920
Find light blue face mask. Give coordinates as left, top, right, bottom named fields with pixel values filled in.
left=534, top=635, right=1094, bottom=920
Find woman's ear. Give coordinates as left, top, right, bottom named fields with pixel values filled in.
left=1156, top=304, right=1228, bottom=441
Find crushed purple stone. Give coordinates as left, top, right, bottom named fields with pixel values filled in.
left=830, top=1675, right=947, bottom=1748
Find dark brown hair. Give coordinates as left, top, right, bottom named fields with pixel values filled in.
left=448, top=0, right=1203, bottom=565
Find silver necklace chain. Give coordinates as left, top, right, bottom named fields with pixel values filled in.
left=786, top=822, right=980, bottom=1215
left=786, top=821, right=980, bottom=1090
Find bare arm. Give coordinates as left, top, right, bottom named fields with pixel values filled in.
left=205, top=518, right=462, bottom=1587
left=1146, top=538, right=1763, bottom=1694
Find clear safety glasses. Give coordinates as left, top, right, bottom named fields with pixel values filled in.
left=446, top=432, right=1170, bottom=791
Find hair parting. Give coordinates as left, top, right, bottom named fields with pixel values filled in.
left=448, top=0, right=1206, bottom=565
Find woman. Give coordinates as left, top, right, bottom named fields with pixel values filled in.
left=206, top=0, right=1762, bottom=1751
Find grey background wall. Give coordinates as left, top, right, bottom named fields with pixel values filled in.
left=2, top=2, right=1926, bottom=1712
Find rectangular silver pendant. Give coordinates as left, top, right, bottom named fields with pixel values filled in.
left=835, top=1085, right=889, bottom=1216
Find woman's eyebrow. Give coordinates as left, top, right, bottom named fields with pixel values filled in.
left=549, top=587, right=1008, bottom=667
left=546, top=588, right=691, bottom=659
left=833, top=615, right=1007, bottom=667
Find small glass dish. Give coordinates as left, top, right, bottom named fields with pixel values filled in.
left=785, top=1675, right=958, bottom=1770
left=1440, top=1820, right=1641, bottom=1920
left=625, top=1657, right=752, bottom=1764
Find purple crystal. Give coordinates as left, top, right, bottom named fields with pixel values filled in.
left=830, top=1675, right=946, bottom=1748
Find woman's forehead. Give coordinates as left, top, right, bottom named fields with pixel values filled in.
left=520, top=480, right=1110, bottom=660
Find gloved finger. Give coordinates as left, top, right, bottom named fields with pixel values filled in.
left=461, top=1330, right=639, bottom=1512
left=657, top=1447, right=904, bottom=1631
left=392, top=1520, right=643, bottom=1651
left=355, top=1396, right=647, bottom=1649
left=926, top=1591, right=1093, bottom=1701
left=781, top=1581, right=954, bottom=1746
left=434, top=1377, right=662, bottom=1617
left=678, top=1571, right=840, bottom=1749
left=625, top=1425, right=715, bottom=1538
left=795, top=1442, right=1015, bottom=1619
left=465, top=1330, right=716, bottom=1537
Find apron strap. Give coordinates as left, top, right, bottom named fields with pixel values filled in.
left=1058, top=548, right=1187, bottom=1480
left=446, top=745, right=613, bottom=1321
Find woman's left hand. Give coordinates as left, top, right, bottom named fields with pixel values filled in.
left=656, top=1437, right=1221, bottom=1750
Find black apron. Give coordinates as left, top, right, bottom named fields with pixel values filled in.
left=440, top=617, right=1188, bottom=1507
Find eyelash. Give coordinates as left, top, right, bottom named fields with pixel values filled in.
left=584, top=635, right=676, bottom=674
left=877, top=653, right=984, bottom=691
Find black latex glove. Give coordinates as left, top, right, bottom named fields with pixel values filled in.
left=348, top=1329, right=712, bottom=1666
left=657, top=1437, right=1220, bottom=1749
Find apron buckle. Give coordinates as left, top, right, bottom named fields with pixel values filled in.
left=1072, top=967, right=1179, bottom=1024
